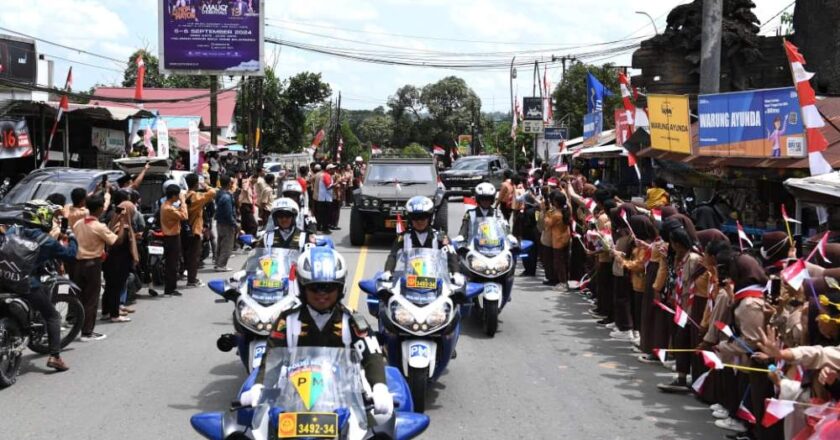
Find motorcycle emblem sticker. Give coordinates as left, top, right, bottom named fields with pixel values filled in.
left=290, top=365, right=324, bottom=410
left=259, top=257, right=276, bottom=277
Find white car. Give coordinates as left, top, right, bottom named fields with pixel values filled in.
left=263, top=162, right=287, bottom=181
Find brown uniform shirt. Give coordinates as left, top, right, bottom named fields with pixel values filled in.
left=186, top=189, right=218, bottom=236
left=74, top=217, right=118, bottom=260
left=161, top=199, right=188, bottom=236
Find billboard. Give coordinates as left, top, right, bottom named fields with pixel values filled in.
left=522, top=97, right=543, bottom=120
left=159, top=0, right=264, bottom=75
left=648, top=94, right=691, bottom=154
left=0, top=35, right=37, bottom=85
left=698, top=87, right=805, bottom=158
left=582, top=111, right=602, bottom=147
left=0, top=118, right=32, bottom=160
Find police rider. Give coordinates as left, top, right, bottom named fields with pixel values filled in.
left=259, top=198, right=315, bottom=250
left=241, top=247, right=394, bottom=420
left=7, top=200, right=78, bottom=371
left=280, top=180, right=317, bottom=234
left=457, top=182, right=503, bottom=239
left=383, top=196, right=459, bottom=276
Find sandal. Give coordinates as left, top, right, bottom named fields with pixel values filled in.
left=120, top=306, right=136, bottom=314
left=110, top=316, right=131, bottom=323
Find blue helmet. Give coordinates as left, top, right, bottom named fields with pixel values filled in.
left=296, top=247, right=347, bottom=298
left=405, top=196, right=435, bottom=222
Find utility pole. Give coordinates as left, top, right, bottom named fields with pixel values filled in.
left=333, top=92, right=342, bottom=160
left=700, top=0, right=723, bottom=94
left=551, top=55, right=577, bottom=80
left=210, top=76, right=218, bottom=148
left=509, top=56, right=517, bottom=171
left=470, top=101, right=478, bottom=155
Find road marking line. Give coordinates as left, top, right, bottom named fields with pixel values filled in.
left=347, top=242, right=369, bottom=311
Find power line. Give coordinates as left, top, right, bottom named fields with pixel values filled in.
left=760, top=1, right=796, bottom=29
left=0, top=26, right=126, bottom=64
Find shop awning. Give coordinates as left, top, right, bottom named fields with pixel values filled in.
left=784, top=172, right=840, bottom=205
left=563, top=144, right=625, bottom=158
left=0, top=100, right=154, bottom=121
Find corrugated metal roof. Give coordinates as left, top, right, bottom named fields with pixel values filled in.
left=91, top=87, right=237, bottom=128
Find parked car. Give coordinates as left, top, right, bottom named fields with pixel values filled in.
left=1, top=168, right=125, bottom=205
left=439, top=155, right=510, bottom=195
left=262, top=161, right=287, bottom=182
left=113, top=157, right=177, bottom=215
left=349, top=158, right=447, bottom=245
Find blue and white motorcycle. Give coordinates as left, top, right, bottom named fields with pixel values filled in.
left=191, top=347, right=429, bottom=440
left=452, top=216, right=531, bottom=337
left=210, top=247, right=300, bottom=372
left=359, top=248, right=481, bottom=412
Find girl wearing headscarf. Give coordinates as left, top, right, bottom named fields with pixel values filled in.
left=608, top=204, right=637, bottom=341
left=616, top=215, right=657, bottom=349
left=544, top=191, right=571, bottom=291
left=101, top=201, right=139, bottom=323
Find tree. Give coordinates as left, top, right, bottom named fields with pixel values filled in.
left=402, top=143, right=429, bottom=158
left=122, top=49, right=167, bottom=88
left=420, top=76, right=481, bottom=147
left=387, top=85, right=423, bottom=147
left=552, top=62, right=621, bottom=139
left=357, top=114, right=393, bottom=146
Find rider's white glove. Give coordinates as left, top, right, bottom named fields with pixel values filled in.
left=240, top=384, right=263, bottom=407
left=450, top=273, right=465, bottom=286
left=380, top=271, right=392, bottom=282
left=371, top=383, right=394, bottom=416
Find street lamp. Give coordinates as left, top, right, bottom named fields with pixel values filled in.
left=635, top=11, right=659, bottom=35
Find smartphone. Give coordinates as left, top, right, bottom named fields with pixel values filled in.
left=60, top=217, right=69, bottom=233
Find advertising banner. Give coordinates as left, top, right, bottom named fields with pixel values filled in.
left=157, top=120, right=170, bottom=158
left=648, top=94, right=691, bottom=154
left=91, top=127, right=127, bottom=156
left=582, top=111, right=602, bottom=147
left=0, top=118, right=33, bottom=160
left=159, top=0, right=264, bottom=75
left=698, top=87, right=805, bottom=158
left=522, top=97, right=543, bottom=120
left=188, top=120, right=199, bottom=171
left=614, top=109, right=632, bottom=147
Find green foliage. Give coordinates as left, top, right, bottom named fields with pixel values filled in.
left=356, top=114, right=393, bottom=146
left=552, top=62, right=621, bottom=138
left=420, top=76, right=481, bottom=147
left=402, top=143, right=429, bottom=158
left=121, top=49, right=218, bottom=89
left=780, top=12, right=794, bottom=36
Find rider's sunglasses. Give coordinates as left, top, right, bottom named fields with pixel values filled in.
left=275, top=212, right=295, bottom=218
left=308, top=283, right=337, bottom=294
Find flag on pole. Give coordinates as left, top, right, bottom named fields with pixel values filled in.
left=783, top=40, right=832, bottom=176
left=781, top=258, right=808, bottom=290
left=311, top=129, right=326, bottom=150
left=692, top=370, right=710, bottom=394
left=737, top=401, right=757, bottom=425
left=653, top=299, right=675, bottom=315
left=700, top=351, right=724, bottom=370
left=618, top=72, right=636, bottom=127
left=674, top=305, right=689, bottom=328
left=134, top=54, right=146, bottom=101
left=395, top=212, right=404, bottom=234
left=781, top=205, right=801, bottom=224
left=736, top=221, right=753, bottom=249
left=463, top=197, right=477, bottom=211
left=652, top=348, right=667, bottom=364
left=433, top=145, right=445, bottom=155
left=761, top=399, right=795, bottom=427
left=46, top=67, right=73, bottom=164
left=714, top=321, right=734, bottom=339
left=371, top=143, right=382, bottom=156
left=585, top=72, right=612, bottom=113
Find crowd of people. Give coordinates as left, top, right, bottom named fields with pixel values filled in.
left=493, top=162, right=840, bottom=439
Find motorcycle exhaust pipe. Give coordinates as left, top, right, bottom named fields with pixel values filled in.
left=217, top=334, right=236, bottom=352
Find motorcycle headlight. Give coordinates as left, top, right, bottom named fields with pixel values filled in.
left=491, top=255, right=512, bottom=272
left=237, top=303, right=261, bottom=329
left=467, top=255, right=489, bottom=272
left=390, top=302, right=415, bottom=327
left=425, top=303, right=452, bottom=329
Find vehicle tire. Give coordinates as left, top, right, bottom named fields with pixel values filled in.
left=407, top=366, right=429, bottom=413
left=350, top=208, right=365, bottom=246
left=435, top=199, right=448, bottom=234
left=483, top=299, right=499, bottom=337
left=0, top=317, right=23, bottom=388
left=28, top=294, right=84, bottom=354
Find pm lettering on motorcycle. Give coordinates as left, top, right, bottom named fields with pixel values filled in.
left=410, top=344, right=429, bottom=359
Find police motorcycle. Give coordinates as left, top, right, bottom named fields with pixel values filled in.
left=280, top=180, right=317, bottom=234
left=254, top=196, right=334, bottom=251
left=359, top=248, right=481, bottom=412
left=210, top=247, right=300, bottom=373
left=190, top=347, right=430, bottom=440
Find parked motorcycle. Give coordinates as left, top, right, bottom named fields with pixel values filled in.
left=452, top=216, right=531, bottom=337
left=190, top=347, right=430, bottom=440
left=0, top=263, right=84, bottom=388
left=210, top=247, right=300, bottom=372
left=138, top=216, right=165, bottom=294
left=359, top=248, right=481, bottom=412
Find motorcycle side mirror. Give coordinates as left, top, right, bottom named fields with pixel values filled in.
left=223, top=289, right=241, bottom=302
left=208, top=279, right=226, bottom=295
left=520, top=239, right=534, bottom=253
left=239, top=234, right=254, bottom=246
left=466, top=282, right=484, bottom=300
left=358, top=278, right=377, bottom=295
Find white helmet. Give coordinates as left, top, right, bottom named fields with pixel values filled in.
left=405, top=196, right=435, bottom=222
left=281, top=180, right=303, bottom=195
left=270, top=197, right=300, bottom=219
left=162, top=179, right=178, bottom=193
left=296, top=247, right=348, bottom=299
left=355, top=156, right=363, bottom=162
left=474, top=182, right=496, bottom=204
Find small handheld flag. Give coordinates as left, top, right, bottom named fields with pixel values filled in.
left=700, top=351, right=724, bottom=370
left=673, top=305, right=689, bottom=328
left=761, top=399, right=795, bottom=428
left=736, top=221, right=753, bottom=251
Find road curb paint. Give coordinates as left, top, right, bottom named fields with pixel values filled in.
left=347, top=243, right=368, bottom=311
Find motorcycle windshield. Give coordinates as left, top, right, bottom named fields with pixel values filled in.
left=469, top=218, right=506, bottom=256
left=259, top=347, right=368, bottom=430
left=243, top=248, right=299, bottom=303
left=395, top=248, right=448, bottom=302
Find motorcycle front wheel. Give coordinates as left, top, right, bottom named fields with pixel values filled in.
left=27, top=294, right=84, bottom=354
left=483, top=300, right=499, bottom=337
left=408, top=366, right=429, bottom=413
left=0, top=317, right=23, bottom=388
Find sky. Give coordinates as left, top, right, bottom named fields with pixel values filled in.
left=0, top=0, right=796, bottom=112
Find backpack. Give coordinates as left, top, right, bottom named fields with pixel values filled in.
left=0, top=228, right=49, bottom=294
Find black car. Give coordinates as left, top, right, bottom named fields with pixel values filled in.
left=439, top=155, right=510, bottom=195
left=349, top=158, right=447, bottom=246
left=1, top=167, right=125, bottom=205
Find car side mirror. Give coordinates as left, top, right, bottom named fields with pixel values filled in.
left=491, top=166, right=499, bottom=172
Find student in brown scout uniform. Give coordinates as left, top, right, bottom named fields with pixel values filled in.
left=160, top=184, right=188, bottom=296
left=184, top=174, right=217, bottom=288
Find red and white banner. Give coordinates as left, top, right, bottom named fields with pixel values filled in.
left=736, top=402, right=757, bottom=424
left=311, top=129, right=326, bottom=150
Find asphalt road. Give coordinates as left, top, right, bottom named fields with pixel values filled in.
left=0, top=201, right=722, bottom=439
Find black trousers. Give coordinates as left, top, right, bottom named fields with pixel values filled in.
left=184, top=234, right=201, bottom=284
left=28, top=285, right=61, bottom=356
left=316, top=201, right=332, bottom=231
left=209, top=171, right=219, bottom=187
left=568, top=238, right=586, bottom=281
left=750, top=366, right=785, bottom=440
left=541, top=244, right=556, bottom=283
left=163, top=235, right=181, bottom=294
left=632, top=291, right=643, bottom=332
left=74, top=258, right=102, bottom=336
left=613, top=274, right=633, bottom=331
left=103, top=254, right=131, bottom=318
left=595, top=261, right=613, bottom=318
left=239, top=204, right=257, bottom=236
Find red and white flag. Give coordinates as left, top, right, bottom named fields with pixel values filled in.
left=463, top=197, right=477, bottom=211
left=618, top=72, right=636, bottom=127
left=736, top=401, right=757, bottom=425
left=781, top=258, right=808, bottom=290
left=673, top=305, right=689, bottom=328
left=761, top=399, right=795, bottom=428
left=651, top=208, right=662, bottom=223
left=143, top=128, right=155, bottom=157
left=433, top=145, right=445, bottom=155
left=692, top=370, right=710, bottom=394
left=583, top=198, right=596, bottom=214
left=625, top=148, right=641, bottom=180
left=806, top=231, right=831, bottom=263
left=714, top=321, right=734, bottom=339
left=783, top=40, right=832, bottom=176
left=311, top=129, right=326, bottom=150
left=653, top=299, right=675, bottom=315
left=134, top=54, right=146, bottom=101
left=736, top=221, right=753, bottom=249
left=371, top=143, right=382, bottom=155
left=781, top=205, right=801, bottom=224
left=652, top=348, right=667, bottom=364
left=46, top=67, right=73, bottom=163
left=395, top=212, right=404, bottom=234
left=511, top=94, right=519, bottom=140
left=700, top=351, right=724, bottom=370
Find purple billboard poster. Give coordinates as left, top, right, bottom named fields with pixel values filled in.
left=159, top=0, right=264, bottom=75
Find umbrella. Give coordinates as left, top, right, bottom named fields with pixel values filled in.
left=226, top=144, right=245, bottom=152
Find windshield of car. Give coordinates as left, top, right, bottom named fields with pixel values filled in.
left=452, top=159, right=489, bottom=171
left=258, top=347, right=367, bottom=431
left=366, top=164, right=434, bottom=183
left=3, top=178, right=90, bottom=205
